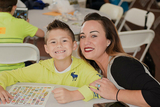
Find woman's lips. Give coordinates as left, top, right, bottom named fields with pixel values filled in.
left=84, top=47, right=94, bottom=52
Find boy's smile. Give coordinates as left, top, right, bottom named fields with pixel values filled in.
left=55, top=50, right=66, bottom=54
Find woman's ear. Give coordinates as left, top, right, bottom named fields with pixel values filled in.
left=44, top=44, right=49, bottom=54
left=73, top=41, right=78, bottom=51
left=107, top=40, right=111, bottom=46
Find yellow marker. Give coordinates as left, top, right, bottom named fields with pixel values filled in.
left=0, top=27, right=6, bottom=34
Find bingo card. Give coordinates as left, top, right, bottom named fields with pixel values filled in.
left=2, top=85, right=54, bottom=106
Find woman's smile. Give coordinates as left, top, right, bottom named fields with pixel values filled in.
left=84, top=47, right=94, bottom=52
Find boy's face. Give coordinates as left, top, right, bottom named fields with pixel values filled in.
left=44, top=29, right=77, bottom=61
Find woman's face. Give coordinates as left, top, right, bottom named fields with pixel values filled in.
left=80, top=20, right=110, bottom=60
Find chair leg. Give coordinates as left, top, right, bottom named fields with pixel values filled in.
left=124, top=23, right=131, bottom=31
left=129, top=0, right=136, bottom=8
left=147, top=0, right=160, bottom=12
left=153, top=16, right=160, bottom=29
left=118, top=0, right=123, bottom=6
left=139, top=0, right=150, bottom=7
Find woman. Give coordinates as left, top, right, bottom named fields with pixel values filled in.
left=78, top=13, right=160, bottom=107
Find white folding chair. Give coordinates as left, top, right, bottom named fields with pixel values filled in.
left=118, top=8, right=155, bottom=32
left=99, top=3, right=123, bottom=27
left=118, top=0, right=136, bottom=9
left=119, top=30, right=155, bottom=61
left=0, top=43, right=40, bottom=64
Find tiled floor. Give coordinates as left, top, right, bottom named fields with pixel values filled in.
left=28, top=0, right=160, bottom=82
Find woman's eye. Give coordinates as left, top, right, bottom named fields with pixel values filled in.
left=91, top=35, right=97, bottom=38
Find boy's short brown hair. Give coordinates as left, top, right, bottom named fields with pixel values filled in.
left=0, top=0, right=17, bottom=12
left=45, top=20, right=75, bottom=44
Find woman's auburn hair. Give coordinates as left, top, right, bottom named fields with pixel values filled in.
left=78, top=12, right=137, bottom=70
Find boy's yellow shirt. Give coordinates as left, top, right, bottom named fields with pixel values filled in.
left=0, top=56, right=102, bottom=101
left=0, top=12, right=38, bottom=71
left=0, top=12, right=38, bottom=43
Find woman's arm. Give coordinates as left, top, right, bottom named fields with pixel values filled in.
left=118, top=89, right=149, bottom=107
left=111, top=56, right=160, bottom=107
left=90, top=78, right=150, bottom=107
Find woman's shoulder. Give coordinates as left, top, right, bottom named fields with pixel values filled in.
left=110, top=56, right=148, bottom=89
left=111, top=55, right=144, bottom=70
left=112, top=56, right=140, bottom=64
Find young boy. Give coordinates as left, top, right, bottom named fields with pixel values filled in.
left=0, top=0, right=44, bottom=71
left=0, top=20, right=101, bottom=104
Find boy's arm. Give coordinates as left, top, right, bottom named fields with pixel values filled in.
left=52, top=87, right=84, bottom=104
left=77, top=63, right=102, bottom=101
left=0, top=63, right=42, bottom=89
left=35, top=28, right=45, bottom=38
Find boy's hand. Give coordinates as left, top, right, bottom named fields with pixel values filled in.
left=52, top=87, right=74, bottom=104
left=0, top=86, right=14, bottom=104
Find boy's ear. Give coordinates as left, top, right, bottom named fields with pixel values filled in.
left=11, top=5, right=17, bottom=15
left=44, top=44, right=49, bottom=54
left=73, top=41, right=77, bottom=51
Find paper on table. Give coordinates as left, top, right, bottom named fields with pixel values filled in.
left=43, top=11, right=74, bottom=16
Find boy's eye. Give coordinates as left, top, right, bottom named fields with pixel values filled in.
left=63, top=40, right=67, bottom=42
left=51, top=41, right=56, bottom=43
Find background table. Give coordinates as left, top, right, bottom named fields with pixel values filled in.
left=28, top=7, right=110, bottom=35
left=3, top=83, right=138, bottom=107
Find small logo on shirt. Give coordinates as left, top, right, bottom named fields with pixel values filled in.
left=0, top=27, right=6, bottom=34
left=97, top=74, right=102, bottom=79
left=71, top=72, right=78, bottom=81
left=93, top=92, right=100, bottom=98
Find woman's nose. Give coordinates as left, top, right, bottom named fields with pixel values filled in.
left=84, top=37, right=91, bottom=45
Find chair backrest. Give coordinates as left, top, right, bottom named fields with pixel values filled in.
left=99, top=3, right=123, bottom=27
left=119, top=30, right=155, bottom=61
left=0, top=43, right=40, bottom=64
left=118, top=8, right=155, bottom=32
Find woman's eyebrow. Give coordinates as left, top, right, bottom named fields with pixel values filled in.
left=90, top=31, right=99, bottom=33
left=79, top=31, right=99, bottom=35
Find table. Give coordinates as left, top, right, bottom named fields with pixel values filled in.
left=3, top=83, right=137, bottom=107
left=28, top=7, right=110, bottom=35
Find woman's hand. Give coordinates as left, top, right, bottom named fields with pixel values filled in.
left=0, top=86, right=14, bottom=104
left=90, top=78, right=118, bottom=100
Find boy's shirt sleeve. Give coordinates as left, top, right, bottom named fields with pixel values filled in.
left=78, top=85, right=101, bottom=101
left=77, top=62, right=102, bottom=101
left=22, top=20, right=38, bottom=37
left=0, top=63, right=42, bottom=89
